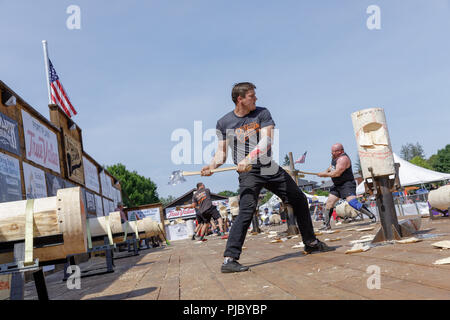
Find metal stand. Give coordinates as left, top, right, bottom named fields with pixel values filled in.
left=0, top=242, right=46, bottom=300
left=114, top=234, right=140, bottom=260
left=365, top=164, right=403, bottom=243
left=63, top=236, right=115, bottom=281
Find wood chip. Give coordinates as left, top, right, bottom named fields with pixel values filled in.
left=433, top=257, right=450, bottom=265
left=345, top=243, right=371, bottom=254
left=292, top=242, right=304, bottom=249
left=326, top=238, right=342, bottom=242
left=270, top=239, right=283, bottom=243
left=397, top=237, right=422, bottom=244
left=431, top=241, right=450, bottom=249
left=267, top=234, right=278, bottom=238
left=323, top=230, right=340, bottom=234
left=356, top=227, right=375, bottom=232
left=314, top=232, right=323, bottom=236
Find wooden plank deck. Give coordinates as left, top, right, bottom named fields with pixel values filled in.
left=24, top=216, right=450, bottom=300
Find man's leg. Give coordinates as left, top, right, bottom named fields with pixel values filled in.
left=222, top=172, right=263, bottom=272
left=265, top=168, right=335, bottom=253
left=346, top=195, right=376, bottom=222
left=322, top=193, right=339, bottom=230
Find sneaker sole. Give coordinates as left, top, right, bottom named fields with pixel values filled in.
left=221, top=268, right=250, bottom=273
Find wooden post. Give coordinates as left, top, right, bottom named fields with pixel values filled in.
left=286, top=152, right=300, bottom=235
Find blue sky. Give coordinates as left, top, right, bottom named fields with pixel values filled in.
left=1, top=0, right=449, bottom=199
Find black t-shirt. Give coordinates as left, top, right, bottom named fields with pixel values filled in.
left=192, top=188, right=213, bottom=214
left=216, top=107, right=275, bottom=167
left=331, top=153, right=355, bottom=186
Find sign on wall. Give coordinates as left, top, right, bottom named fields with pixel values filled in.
left=82, top=156, right=100, bottom=193
left=21, top=110, right=60, bottom=173
left=165, top=207, right=196, bottom=220
left=84, top=190, right=97, bottom=214
left=0, top=112, right=21, bottom=156
left=128, top=207, right=161, bottom=222
left=64, top=134, right=84, bottom=184
left=95, top=194, right=103, bottom=216
left=45, top=172, right=65, bottom=197
left=166, top=223, right=189, bottom=241
left=0, top=152, right=22, bottom=202
left=23, top=162, right=47, bottom=199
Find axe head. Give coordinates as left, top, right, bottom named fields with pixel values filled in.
left=168, top=170, right=186, bottom=186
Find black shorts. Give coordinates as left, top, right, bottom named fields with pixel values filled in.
left=330, top=180, right=357, bottom=199
left=196, top=213, right=205, bottom=224
left=211, top=207, right=221, bottom=220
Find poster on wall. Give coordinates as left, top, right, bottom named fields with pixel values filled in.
left=64, top=134, right=84, bottom=184
left=128, top=207, right=161, bottom=222
left=0, top=152, right=22, bottom=202
left=64, top=180, right=76, bottom=189
left=99, top=170, right=109, bottom=198
left=165, top=207, right=196, bottom=220
left=102, top=197, right=111, bottom=215
left=45, top=172, right=65, bottom=197
left=83, top=156, right=99, bottom=193
left=21, top=110, right=60, bottom=173
left=95, top=194, right=103, bottom=216
left=0, top=111, right=21, bottom=156
left=167, top=223, right=188, bottom=241
left=23, top=162, right=47, bottom=199
left=84, top=190, right=96, bottom=214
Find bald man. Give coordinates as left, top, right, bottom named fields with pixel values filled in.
left=318, top=143, right=376, bottom=230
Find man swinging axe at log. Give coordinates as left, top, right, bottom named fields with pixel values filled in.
left=178, top=182, right=225, bottom=241
left=317, top=143, right=376, bottom=230
left=201, top=82, right=335, bottom=274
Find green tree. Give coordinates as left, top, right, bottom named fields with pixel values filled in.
left=160, top=195, right=175, bottom=207
left=106, top=163, right=159, bottom=207
left=282, top=154, right=290, bottom=166
left=218, top=190, right=238, bottom=197
left=409, top=156, right=433, bottom=170
left=400, top=142, right=425, bottom=161
left=428, top=144, right=450, bottom=173
left=260, top=191, right=274, bottom=205
left=315, top=190, right=330, bottom=197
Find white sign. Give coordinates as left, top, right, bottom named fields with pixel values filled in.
left=82, top=156, right=99, bottom=193
left=100, top=170, right=113, bottom=199
left=166, top=223, right=189, bottom=241
left=21, top=110, right=60, bottom=173
left=165, top=207, right=196, bottom=220
left=0, top=152, right=22, bottom=202
left=128, top=207, right=161, bottom=222
left=23, top=162, right=47, bottom=199
left=95, top=194, right=103, bottom=216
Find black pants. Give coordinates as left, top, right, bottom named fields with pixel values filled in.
left=223, top=165, right=317, bottom=260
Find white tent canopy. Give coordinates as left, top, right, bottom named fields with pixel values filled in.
left=357, top=153, right=450, bottom=194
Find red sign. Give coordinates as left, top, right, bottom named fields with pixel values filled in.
left=165, top=207, right=196, bottom=220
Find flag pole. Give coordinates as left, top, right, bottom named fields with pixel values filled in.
left=42, top=40, right=52, bottom=105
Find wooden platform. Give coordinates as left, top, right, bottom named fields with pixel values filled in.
left=24, top=216, right=450, bottom=300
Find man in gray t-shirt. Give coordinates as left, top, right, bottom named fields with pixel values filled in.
left=201, top=82, right=335, bottom=273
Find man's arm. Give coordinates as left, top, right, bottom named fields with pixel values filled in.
left=201, top=139, right=228, bottom=176
left=237, top=125, right=274, bottom=172
left=318, top=156, right=350, bottom=178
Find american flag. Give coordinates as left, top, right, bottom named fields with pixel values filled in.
left=295, top=151, right=307, bottom=164
left=48, top=59, right=77, bottom=118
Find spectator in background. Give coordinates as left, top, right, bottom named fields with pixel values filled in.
left=117, top=202, right=127, bottom=223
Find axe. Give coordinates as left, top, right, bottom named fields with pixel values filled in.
left=168, top=165, right=243, bottom=185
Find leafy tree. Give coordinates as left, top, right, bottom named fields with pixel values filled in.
left=409, top=156, right=433, bottom=170
left=315, top=190, right=330, bottom=197
left=218, top=190, right=238, bottom=197
left=400, top=142, right=425, bottom=161
left=282, top=154, right=290, bottom=167
left=106, top=163, right=159, bottom=207
left=160, top=195, right=175, bottom=207
left=428, top=144, right=450, bottom=173
left=260, top=191, right=274, bottom=205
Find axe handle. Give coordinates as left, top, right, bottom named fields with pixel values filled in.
left=183, top=166, right=239, bottom=176
left=297, top=170, right=319, bottom=176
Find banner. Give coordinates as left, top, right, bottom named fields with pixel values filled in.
left=102, top=197, right=114, bottom=215
left=82, top=156, right=100, bottom=193
left=84, top=190, right=97, bottom=214
left=23, top=162, right=47, bottom=199
left=99, top=170, right=111, bottom=199
left=165, top=207, right=196, bottom=220
left=21, top=110, right=60, bottom=173
left=0, top=111, right=21, bottom=156
left=95, top=194, right=103, bottom=216
left=64, top=134, right=84, bottom=184
left=166, top=223, right=189, bottom=241
left=0, top=152, right=22, bottom=202
left=127, top=207, right=161, bottom=222
left=45, top=172, right=64, bottom=197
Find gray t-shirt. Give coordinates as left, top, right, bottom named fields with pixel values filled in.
left=192, top=188, right=213, bottom=214
left=216, top=107, right=275, bottom=167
